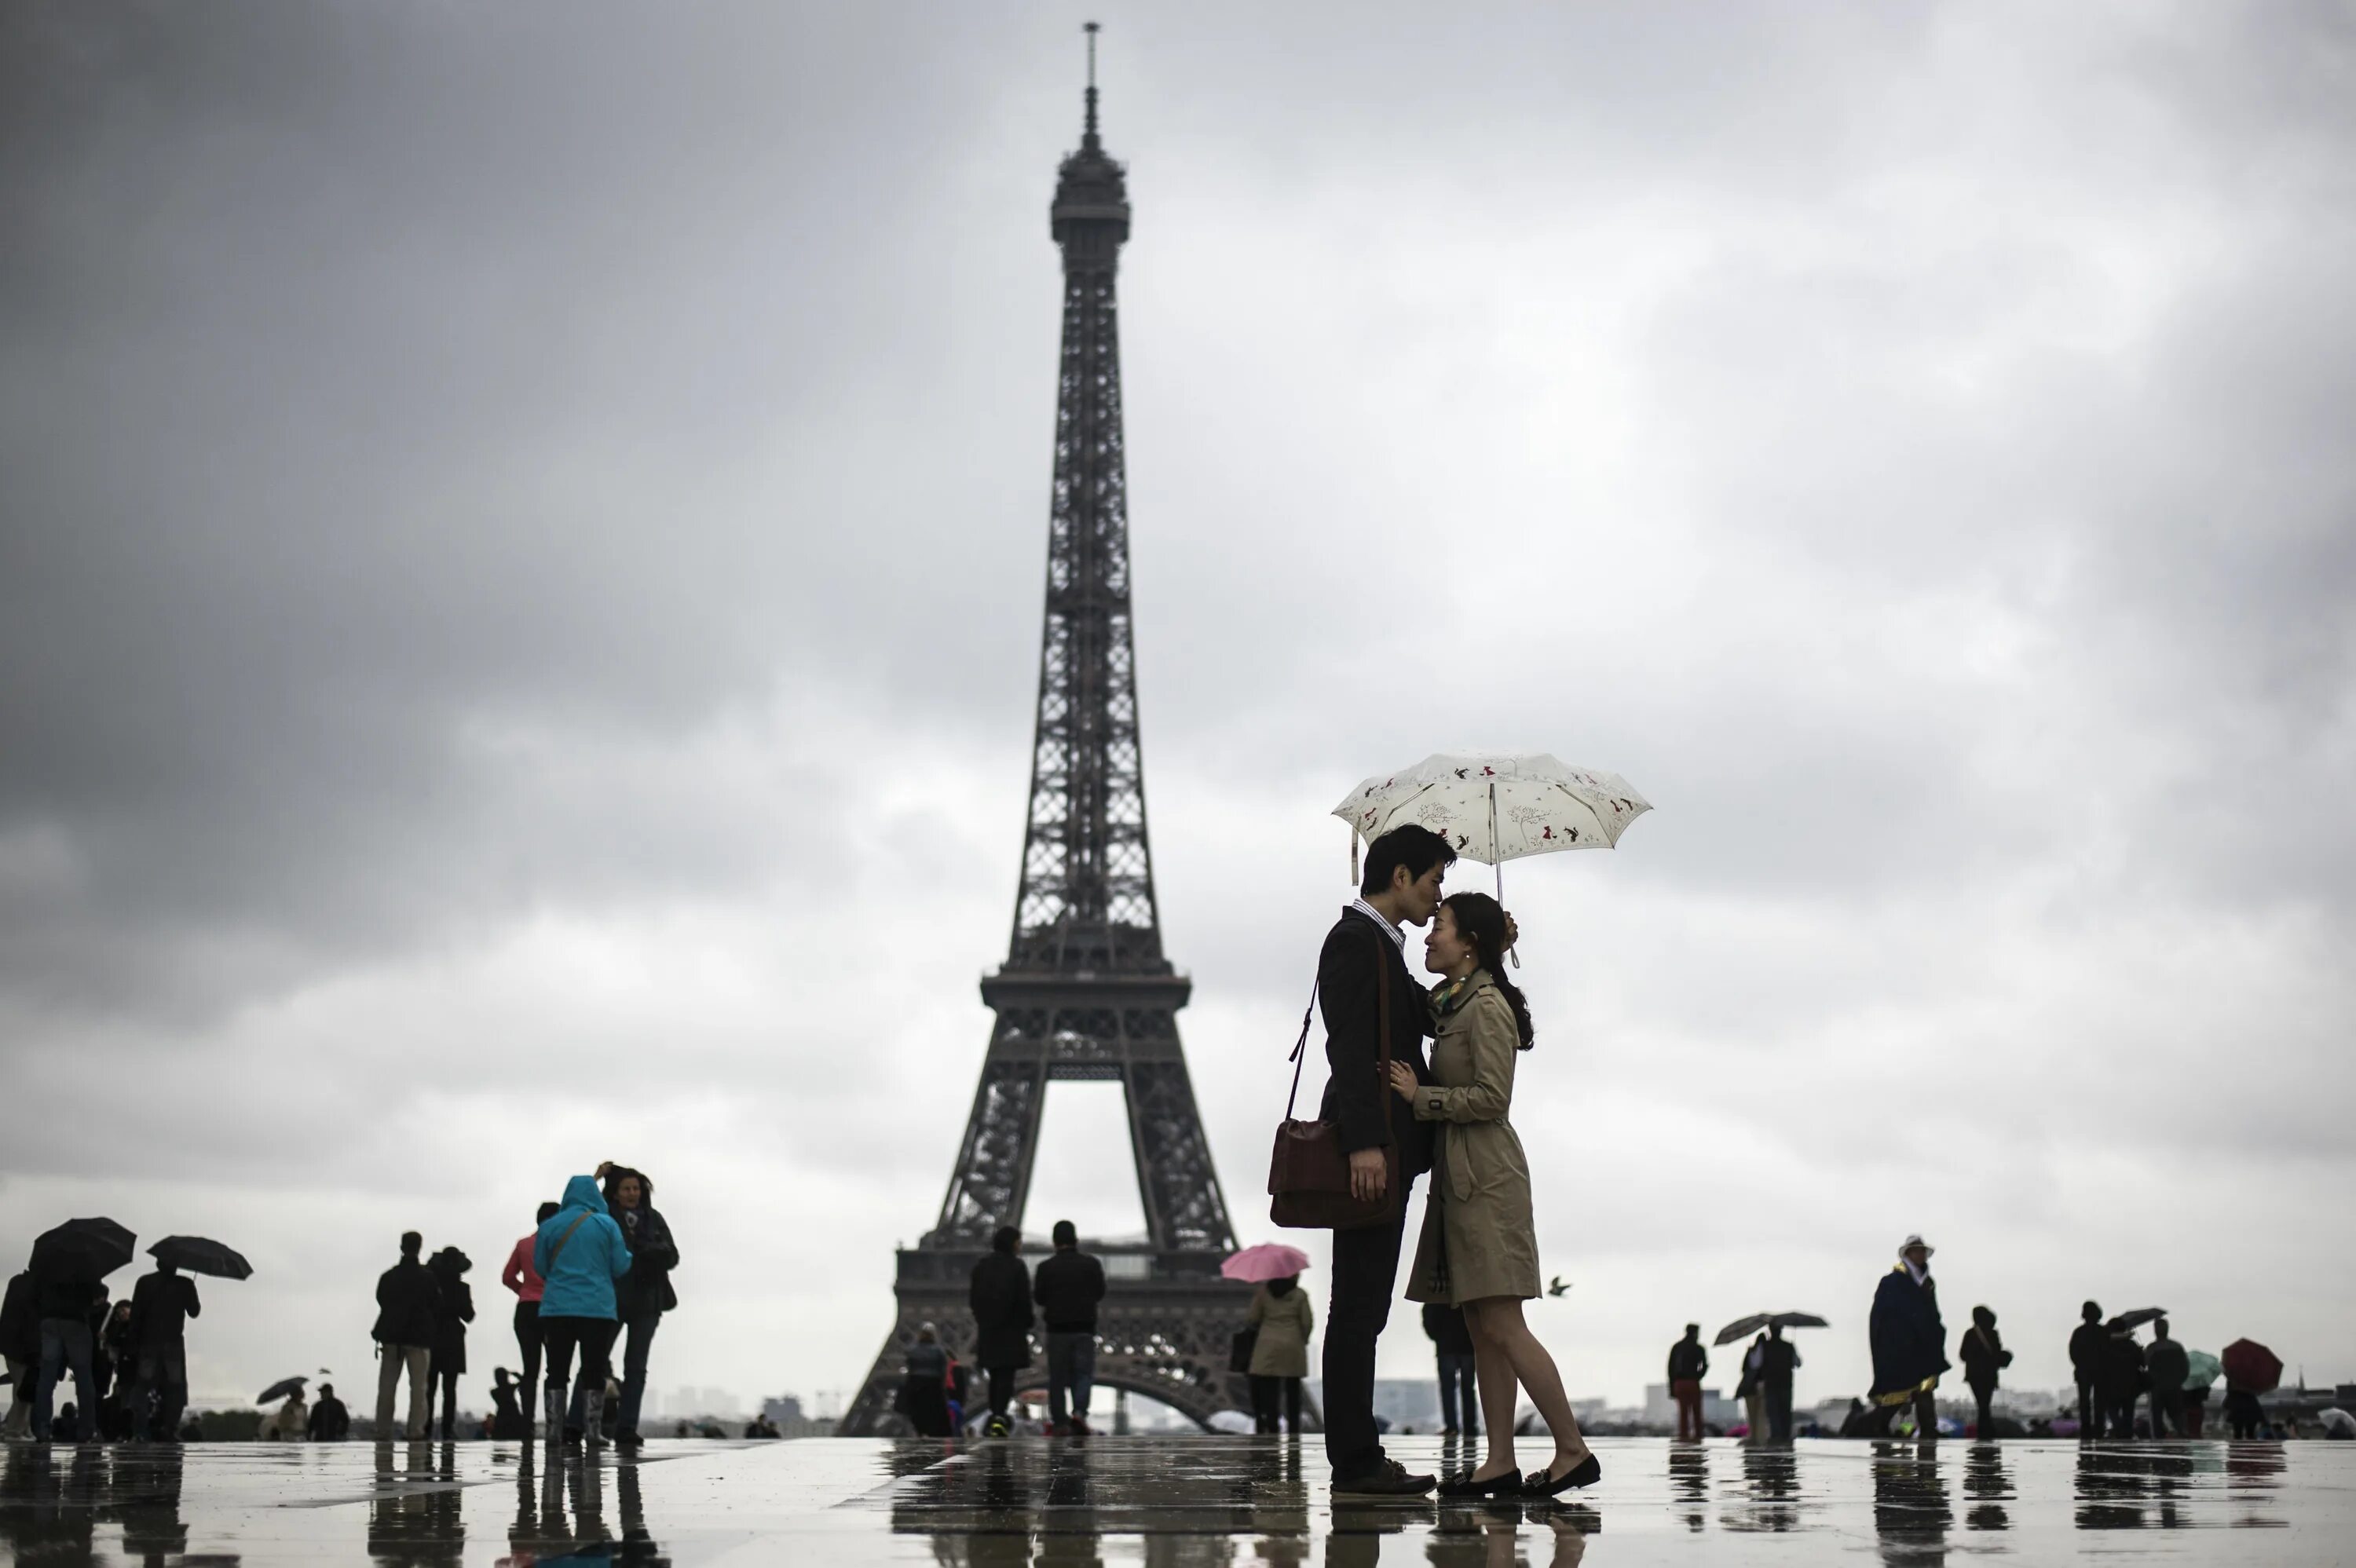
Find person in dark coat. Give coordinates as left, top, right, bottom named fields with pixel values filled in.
left=307, top=1382, right=351, bottom=1441
left=1033, top=1220, right=1106, bottom=1435
left=594, top=1165, right=679, bottom=1452
left=1667, top=1325, right=1710, bottom=1441
left=1422, top=1303, right=1477, bottom=1438
left=1867, top=1235, right=1948, bottom=1438
left=968, top=1226, right=1033, bottom=1437
left=1759, top=1323, right=1802, bottom=1442
left=487, top=1369, right=524, bottom=1438
left=29, top=1254, right=107, bottom=1443
left=2068, top=1301, right=2107, bottom=1438
left=1317, top=824, right=1451, bottom=1498
left=2097, top=1319, right=2147, bottom=1438
left=896, top=1322, right=953, bottom=1438
left=99, top=1299, right=137, bottom=1438
left=2144, top=1318, right=2190, bottom=1438
left=0, top=1270, right=37, bottom=1440
left=1958, top=1305, right=2013, bottom=1439
left=373, top=1231, right=441, bottom=1440
left=126, top=1261, right=201, bottom=1440
left=426, top=1248, right=476, bottom=1440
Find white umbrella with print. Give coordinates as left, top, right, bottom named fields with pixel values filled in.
left=1333, top=753, right=1652, bottom=904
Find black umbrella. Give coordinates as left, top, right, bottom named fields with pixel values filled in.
left=148, top=1237, right=253, bottom=1281
left=1714, top=1311, right=1831, bottom=1347
left=257, top=1376, right=309, bottom=1405
left=29, top=1218, right=136, bottom=1281
left=2107, top=1307, right=2166, bottom=1334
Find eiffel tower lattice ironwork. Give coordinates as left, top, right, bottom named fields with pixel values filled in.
left=838, top=31, right=1251, bottom=1437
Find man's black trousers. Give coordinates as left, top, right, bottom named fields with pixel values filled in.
left=1322, top=1190, right=1411, bottom=1479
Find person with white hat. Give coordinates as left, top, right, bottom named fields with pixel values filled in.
left=1865, top=1234, right=1948, bottom=1438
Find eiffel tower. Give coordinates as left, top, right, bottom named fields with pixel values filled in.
left=838, top=29, right=1251, bottom=1436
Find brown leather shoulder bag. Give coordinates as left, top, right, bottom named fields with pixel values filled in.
left=1268, top=923, right=1401, bottom=1230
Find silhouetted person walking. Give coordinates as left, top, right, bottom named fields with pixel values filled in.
left=1735, top=1333, right=1766, bottom=1445
left=968, top=1226, right=1033, bottom=1438
left=503, top=1200, right=559, bottom=1437
left=896, top=1321, right=953, bottom=1437
left=2098, top=1318, right=2146, bottom=1439
left=372, top=1232, right=439, bottom=1440
left=1316, top=826, right=1448, bottom=1498
left=426, top=1248, right=475, bottom=1440
left=2145, top=1318, right=2190, bottom=1437
left=29, top=1255, right=105, bottom=1443
left=126, top=1259, right=201, bottom=1440
left=1760, top=1323, right=1802, bottom=1442
left=1033, top=1219, right=1105, bottom=1435
left=2069, top=1300, right=2106, bottom=1437
left=1668, top=1325, right=1709, bottom=1441
left=1867, top=1236, right=1947, bottom=1438
left=0, top=1269, right=35, bottom=1440
left=1422, top=1303, right=1477, bottom=1438
left=308, top=1383, right=350, bottom=1441
left=1959, top=1306, right=2011, bottom=1438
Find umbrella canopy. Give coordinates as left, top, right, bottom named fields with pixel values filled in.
left=1221, top=1244, right=1312, bottom=1284
left=148, top=1237, right=252, bottom=1281
left=1714, top=1312, right=1830, bottom=1347
left=2182, top=1350, right=2222, bottom=1391
left=2221, top=1339, right=2284, bottom=1394
left=2106, top=1307, right=2166, bottom=1334
left=1333, top=755, right=1651, bottom=895
left=2320, top=1408, right=2355, bottom=1439
left=29, top=1218, right=137, bottom=1282
left=256, top=1376, right=309, bottom=1406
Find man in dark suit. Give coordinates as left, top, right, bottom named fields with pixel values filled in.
left=1318, top=824, right=1452, bottom=1497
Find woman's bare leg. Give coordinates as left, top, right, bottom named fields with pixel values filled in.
left=1469, top=1297, right=1591, bottom=1476
left=1465, top=1305, right=1521, bottom=1480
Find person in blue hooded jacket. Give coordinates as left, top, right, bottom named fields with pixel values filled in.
left=533, top=1165, right=632, bottom=1447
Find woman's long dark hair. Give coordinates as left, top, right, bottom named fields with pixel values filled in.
left=1441, top=890, right=1534, bottom=1049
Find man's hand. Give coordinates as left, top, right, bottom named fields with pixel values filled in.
left=1348, top=1147, right=1388, bottom=1203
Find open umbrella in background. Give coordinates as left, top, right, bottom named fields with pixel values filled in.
left=29, top=1219, right=136, bottom=1281
left=2106, top=1307, right=2167, bottom=1334
left=2222, top=1339, right=2283, bottom=1393
left=1714, top=1312, right=1829, bottom=1347
left=2183, top=1350, right=2222, bottom=1391
left=148, top=1237, right=252, bottom=1281
left=1220, top=1244, right=1312, bottom=1284
left=1334, top=754, right=1652, bottom=901
left=256, top=1376, right=309, bottom=1406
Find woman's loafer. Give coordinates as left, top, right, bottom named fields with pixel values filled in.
left=1524, top=1453, right=1602, bottom=1497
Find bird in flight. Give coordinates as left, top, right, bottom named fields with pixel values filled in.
left=1546, top=1277, right=1572, bottom=1298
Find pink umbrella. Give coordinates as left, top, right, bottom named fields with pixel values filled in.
left=1222, top=1243, right=1312, bottom=1283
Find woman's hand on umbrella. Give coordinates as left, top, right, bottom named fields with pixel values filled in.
left=1387, top=1062, right=1418, bottom=1098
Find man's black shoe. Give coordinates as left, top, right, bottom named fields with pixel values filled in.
left=1332, top=1459, right=1437, bottom=1497
left=613, top=1431, right=642, bottom=1453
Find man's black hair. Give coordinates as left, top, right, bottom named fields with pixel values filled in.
left=1359, top=824, right=1458, bottom=898
left=992, top=1225, right=1022, bottom=1254
left=1684, top=1323, right=1700, bottom=1336
left=1052, top=1219, right=1077, bottom=1248
left=2153, top=1318, right=2170, bottom=1338
left=2082, top=1300, right=2102, bottom=1321
left=537, top=1201, right=562, bottom=1225
left=400, top=1231, right=423, bottom=1256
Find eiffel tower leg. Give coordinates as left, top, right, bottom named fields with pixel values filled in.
left=1126, top=1056, right=1237, bottom=1255
left=927, top=1057, right=1046, bottom=1250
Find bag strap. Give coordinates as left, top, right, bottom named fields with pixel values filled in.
left=1282, top=976, right=1319, bottom=1120
left=545, top=1209, right=593, bottom=1274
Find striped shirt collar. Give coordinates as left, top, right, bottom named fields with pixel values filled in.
left=1347, top=897, right=1406, bottom=951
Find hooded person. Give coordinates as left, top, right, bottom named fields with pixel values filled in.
left=1959, top=1306, right=2014, bottom=1438
left=1867, top=1235, right=1948, bottom=1438
left=532, top=1168, right=633, bottom=1448
left=575, top=1164, right=678, bottom=1451
left=425, top=1248, right=477, bottom=1440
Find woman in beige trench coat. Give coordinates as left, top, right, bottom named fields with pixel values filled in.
left=1390, top=891, right=1598, bottom=1498
left=1245, top=1276, right=1313, bottom=1435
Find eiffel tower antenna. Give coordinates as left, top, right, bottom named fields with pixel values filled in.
left=839, top=28, right=1256, bottom=1437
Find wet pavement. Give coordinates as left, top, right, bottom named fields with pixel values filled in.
left=1, top=1435, right=2349, bottom=1564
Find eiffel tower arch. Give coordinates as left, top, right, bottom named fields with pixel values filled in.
left=838, top=34, right=1256, bottom=1437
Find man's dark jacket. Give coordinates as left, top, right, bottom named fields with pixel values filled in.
left=1032, top=1248, right=1106, bottom=1333
left=969, top=1252, right=1034, bottom=1369
left=2098, top=1332, right=2147, bottom=1402
left=1422, top=1303, right=1474, bottom=1357
left=1315, top=908, right=1435, bottom=1178
left=372, top=1258, right=440, bottom=1347
left=128, top=1271, right=201, bottom=1349
left=2069, top=1321, right=2107, bottom=1383
left=2145, top=1336, right=2190, bottom=1394
left=307, top=1395, right=350, bottom=1441
left=1868, top=1267, right=1948, bottom=1399
left=1959, top=1323, right=2008, bottom=1391
left=1667, top=1338, right=1708, bottom=1381
left=0, top=1272, right=37, bottom=1362
left=1759, top=1336, right=1800, bottom=1388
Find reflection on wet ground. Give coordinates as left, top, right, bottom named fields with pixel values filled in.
left=0, top=1435, right=2348, bottom=1564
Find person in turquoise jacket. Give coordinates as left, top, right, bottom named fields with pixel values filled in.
left=532, top=1168, right=631, bottom=1446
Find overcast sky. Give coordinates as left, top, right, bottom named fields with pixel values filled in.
left=3, top=2, right=2351, bottom=1420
